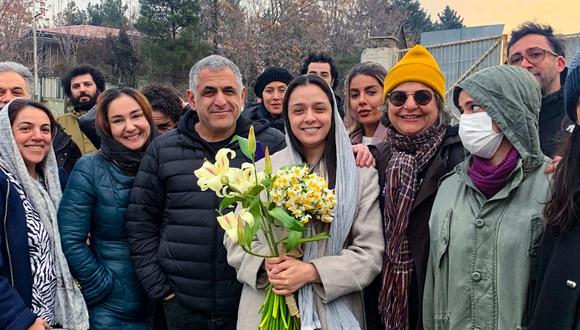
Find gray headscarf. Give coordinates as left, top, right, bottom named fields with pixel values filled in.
left=0, top=100, right=89, bottom=329
left=284, top=86, right=361, bottom=330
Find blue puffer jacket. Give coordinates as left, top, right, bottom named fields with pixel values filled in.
left=58, top=153, right=151, bottom=329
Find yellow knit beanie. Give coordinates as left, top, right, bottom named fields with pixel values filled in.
left=383, top=45, right=446, bottom=102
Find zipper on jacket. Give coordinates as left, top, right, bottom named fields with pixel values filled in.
left=210, top=201, right=217, bottom=314
left=3, top=178, right=14, bottom=286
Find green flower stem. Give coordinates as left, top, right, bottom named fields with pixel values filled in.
left=259, top=285, right=299, bottom=330
left=260, top=203, right=279, bottom=257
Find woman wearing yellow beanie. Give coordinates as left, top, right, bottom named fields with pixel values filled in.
left=368, top=45, right=465, bottom=330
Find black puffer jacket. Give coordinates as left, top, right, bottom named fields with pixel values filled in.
left=242, top=103, right=285, bottom=133
left=126, top=110, right=285, bottom=316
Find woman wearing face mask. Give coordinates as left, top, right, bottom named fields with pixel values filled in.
left=527, top=54, right=580, bottom=330
left=58, top=88, right=157, bottom=329
left=225, top=75, right=384, bottom=330
left=0, top=99, right=88, bottom=330
left=371, top=45, right=465, bottom=330
left=423, top=65, right=551, bottom=329
left=242, top=67, right=294, bottom=133
left=343, top=62, right=388, bottom=145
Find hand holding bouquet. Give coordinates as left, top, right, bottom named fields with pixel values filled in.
left=194, top=127, right=335, bottom=330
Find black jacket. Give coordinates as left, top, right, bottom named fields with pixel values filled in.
left=335, top=94, right=345, bottom=119
left=528, top=225, right=580, bottom=330
left=78, top=106, right=101, bottom=149
left=241, top=103, right=285, bottom=133
left=0, top=166, right=39, bottom=329
left=126, top=110, right=285, bottom=316
left=52, top=124, right=82, bottom=188
left=540, top=68, right=574, bottom=157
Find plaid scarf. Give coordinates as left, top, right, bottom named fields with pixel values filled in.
left=379, top=124, right=446, bottom=329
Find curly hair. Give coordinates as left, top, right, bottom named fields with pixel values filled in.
left=61, top=65, right=106, bottom=98
left=141, top=85, right=183, bottom=124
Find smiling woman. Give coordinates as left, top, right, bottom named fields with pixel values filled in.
left=9, top=102, right=55, bottom=178
left=226, top=74, right=384, bottom=330
left=368, top=45, right=465, bottom=330
left=343, top=62, right=388, bottom=145
left=58, top=87, right=158, bottom=329
left=0, top=99, right=89, bottom=330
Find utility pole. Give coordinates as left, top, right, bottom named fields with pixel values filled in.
left=32, top=0, right=39, bottom=101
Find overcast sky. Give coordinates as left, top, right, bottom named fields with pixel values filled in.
left=48, top=0, right=579, bottom=35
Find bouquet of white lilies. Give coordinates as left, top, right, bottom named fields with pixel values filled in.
left=194, top=127, right=335, bottom=330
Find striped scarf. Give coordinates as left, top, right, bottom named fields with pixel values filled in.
left=379, top=124, right=446, bottom=329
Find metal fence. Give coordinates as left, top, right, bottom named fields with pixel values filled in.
left=397, top=31, right=580, bottom=115
left=398, top=35, right=506, bottom=115
left=39, top=77, right=64, bottom=99
left=562, top=33, right=580, bottom=62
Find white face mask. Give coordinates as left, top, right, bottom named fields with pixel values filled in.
left=459, top=112, right=504, bottom=159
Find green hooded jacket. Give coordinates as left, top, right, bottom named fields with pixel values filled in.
left=423, top=66, right=552, bottom=330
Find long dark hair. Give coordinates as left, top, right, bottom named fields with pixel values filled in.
left=282, top=74, right=337, bottom=188
left=544, top=125, right=580, bottom=235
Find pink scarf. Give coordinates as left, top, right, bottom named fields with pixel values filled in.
left=468, top=147, right=519, bottom=197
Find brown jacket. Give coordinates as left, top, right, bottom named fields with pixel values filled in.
left=367, top=126, right=465, bottom=330
left=57, top=113, right=97, bottom=155
left=224, top=147, right=384, bottom=329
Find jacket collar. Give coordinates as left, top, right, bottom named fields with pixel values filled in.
left=542, top=68, right=568, bottom=104
left=412, top=126, right=463, bottom=209
left=176, top=109, right=270, bottom=150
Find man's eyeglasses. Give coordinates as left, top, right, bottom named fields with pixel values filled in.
left=508, top=47, right=560, bottom=65
left=387, top=90, right=434, bottom=107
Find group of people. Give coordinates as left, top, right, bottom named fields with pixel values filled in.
left=1, top=20, right=579, bottom=330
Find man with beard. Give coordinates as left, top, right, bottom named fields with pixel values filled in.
left=507, top=22, right=574, bottom=158
left=0, top=61, right=81, bottom=186
left=60, top=65, right=105, bottom=152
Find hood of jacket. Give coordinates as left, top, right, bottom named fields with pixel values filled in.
left=454, top=65, right=545, bottom=170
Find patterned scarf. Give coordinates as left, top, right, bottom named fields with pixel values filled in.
left=379, top=124, right=446, bottom=329
left=0, top=100, right=89, bottom=329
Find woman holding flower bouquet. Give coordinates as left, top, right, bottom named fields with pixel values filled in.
left=224, top=74, right=384, bottom=330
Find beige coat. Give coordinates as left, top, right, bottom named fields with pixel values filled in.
left=57, top=113, right=96, bottom=154
left=224, top=148, right=384, bottom=330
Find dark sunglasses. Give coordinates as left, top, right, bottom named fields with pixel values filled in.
left=387, top=90, right=434, bottom=107
left=508, top=47, right=559, bottom=65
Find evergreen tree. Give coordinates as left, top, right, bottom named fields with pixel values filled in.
left=55, top=1, right=88, bottom=26
left=136, top=0, right=199, bottom=39
left=388, top=0, right=434, bottom=43
left=136, top=0, right=209, bottom=86
left=107, top=30, right=141, bottom=87
left=86, top=0, right=129, bottom=28
left=434, top=5, right=465, bottom=31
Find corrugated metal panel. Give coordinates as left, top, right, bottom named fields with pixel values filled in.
left=421, top=25, right=505, bottom=46
left=400, top=33, right=505, bottom=114
left=562, top=33, right=580, bottom=61
left=40, top=77, right=63, bottom=99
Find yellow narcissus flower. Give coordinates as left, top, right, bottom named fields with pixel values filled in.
left=194, top=148, right=236, bottom=193
left=218, top=209, right=255, bottom=243
left=271, top=165, right=336, bottom=224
